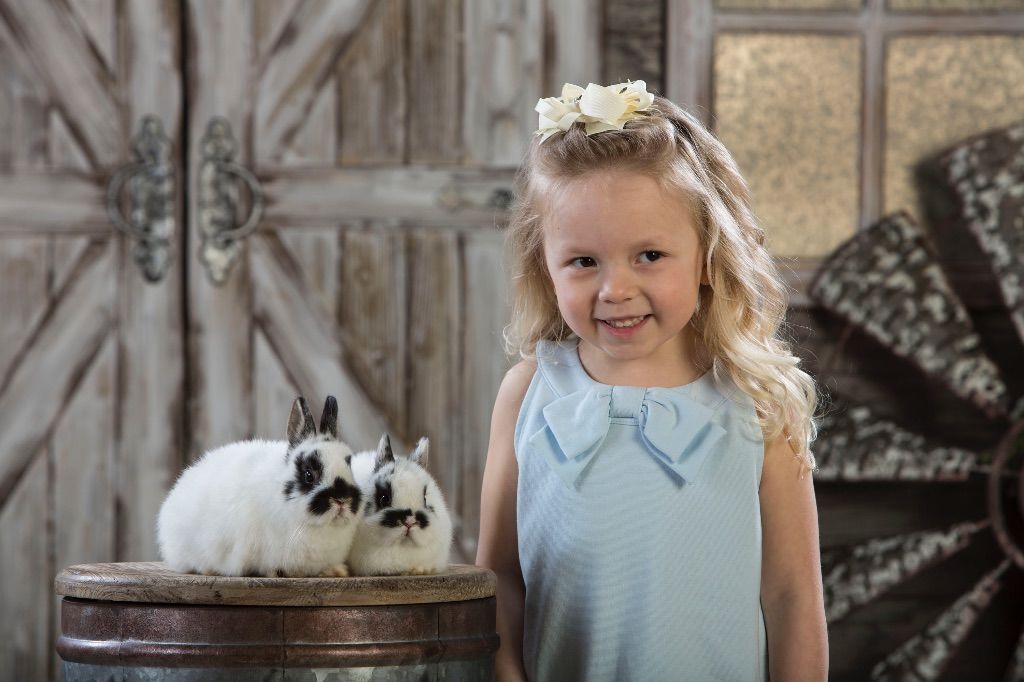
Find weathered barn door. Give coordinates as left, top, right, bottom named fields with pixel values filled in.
left=0, top=1, right=607, bottom=678
left=0, top=1, right=183, bottom=678
left=181, top=0, right=594, bottom=563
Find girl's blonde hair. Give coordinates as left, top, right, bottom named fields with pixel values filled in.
left=505, top=95, right=820, bottom=472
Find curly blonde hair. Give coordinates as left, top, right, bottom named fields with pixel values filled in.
left=505, top=95, right=820, bottom=472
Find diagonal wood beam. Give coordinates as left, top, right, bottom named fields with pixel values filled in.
left=250, top=231, right=405, bottom=453
left=0, top=0, right=123, bottom=168
left=255, top=0, right=372, bottom=162
left=0, top=240, right=115, bottom=511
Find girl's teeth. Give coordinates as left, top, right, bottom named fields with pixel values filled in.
left=607, top=316, right=645, bottom=328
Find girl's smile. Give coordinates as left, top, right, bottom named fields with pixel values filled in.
left=598, top=314, right=649, bottom=335
left=542, top=170, right=708, bottom=387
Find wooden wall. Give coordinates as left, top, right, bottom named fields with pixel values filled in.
left=0, top=0, right=1022, bottom=679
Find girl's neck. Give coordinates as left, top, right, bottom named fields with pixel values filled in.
left=576, top=328, right=708, bottom=388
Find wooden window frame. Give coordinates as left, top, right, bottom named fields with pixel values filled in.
left=666, top=0, right=1024, bottom=306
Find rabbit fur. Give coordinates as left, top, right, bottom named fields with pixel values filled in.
left=348, top=434, right=453, bottom=576
left=157, top=396, right=363, bottom=577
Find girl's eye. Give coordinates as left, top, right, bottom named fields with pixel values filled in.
left=570, top=256, right=596, bottom=268
left=639, top=251, right=663, bottom=263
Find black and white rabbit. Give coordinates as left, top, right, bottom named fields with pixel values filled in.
left=348, top=435, right=453, bottom=576
left=157, top=396, right=363, bottom=577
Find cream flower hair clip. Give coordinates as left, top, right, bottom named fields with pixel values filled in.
left=534, top=80, right=655, bottom=143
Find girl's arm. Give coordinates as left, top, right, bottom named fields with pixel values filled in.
left=759, top=430, right=829, bottom=681
left=476, top=360, right=536, bottom=682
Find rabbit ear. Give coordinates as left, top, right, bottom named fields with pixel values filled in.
left=319, top=395, right=339, bottom=439
left=288, top=397, right=317, bottom=448
left=374, top=433, right=395, bottom=472
left=410, top=437, right=429, bottom=468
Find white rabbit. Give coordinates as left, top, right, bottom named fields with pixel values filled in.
left=348, top=435, right=453, bottom=576
left=157, top=396, right=363, bottom=577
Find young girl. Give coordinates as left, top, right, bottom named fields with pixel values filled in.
left=476, top=81, right=828, bottom=681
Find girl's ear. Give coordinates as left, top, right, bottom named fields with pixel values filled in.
left=700, top=261, right=710, bottom=286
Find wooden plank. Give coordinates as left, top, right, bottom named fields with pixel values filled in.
left=67, top=0, right=117, bottom=74
left=253, top=327, right=300, bottom=440
left=713, top=11, right=1024, bottom=33
left=126, top=0, right=182, bottom=142
left=408, top=0, right=462, bottom=164
left=406, top=229, right=466, bottom=561
left=278, top=226, right=340, bottom=323
left=0, top=454, right=49, bottom=680
left=0, top=237, right=48, bottom=679
left=463, top=0, right=543, bottom=166
left=666, top=0, right=712, bottom=122
left=262, top=167, right=516, bottom=228
left=254, top=0, right=301, bottom=64
left=186, top=0, right=254, bottom=456
left=0, top=240, right=114, bottom=511
left=336, top=0, right=406, bottom=165
left=0, top=15, right=60, bottom=174
left=120, top=0, right=184, bottom=562
left=56, top=561, right=495, bottom=606
left=0, top=0, right=122, bottom=167
left=52, top=336, right=115, bottom=669
left=545, top=0, right=602, bottom=92
left=48, top=107, right=92, bottom=173
left=458, top=228, right=512, bottom=559
left=256, top=0, right=372, bottom=164
left=0, top=237, right=48, bottom=376
left=12, top=75, right=46, bottom=171
left=338, top=223, right=408, bottom=439
left=0, top=175, right=109, bottom=233
left=0, top=46, right=11, bottom=172
left=282, top=76, right=337, bottom=167
left=250, top=232, right=401, bottom=453
left=604, top=0, right=664, bottom=94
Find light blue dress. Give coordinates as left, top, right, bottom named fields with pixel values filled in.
left=515, top=340, right=768, bottom=681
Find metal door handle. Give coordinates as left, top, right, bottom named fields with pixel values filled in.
left=197, top=117, right=264, bottom=285
left=106, top=116, right=175, bottom=283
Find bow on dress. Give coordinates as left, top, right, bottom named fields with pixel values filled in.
left=527, top=387, right=727, bottom=489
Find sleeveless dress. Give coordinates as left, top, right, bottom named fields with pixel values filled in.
left=514, top=339, right=768, bottom=681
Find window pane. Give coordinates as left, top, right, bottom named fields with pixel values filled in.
left=885, top=35, right=1024, bottom=219
left=714, top=33, right=862, bottom=257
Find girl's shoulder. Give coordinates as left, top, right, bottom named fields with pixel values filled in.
left=495, top=359, right=538, bottom=414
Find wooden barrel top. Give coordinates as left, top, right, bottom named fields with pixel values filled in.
left=56, top=562, right=496, bottom=606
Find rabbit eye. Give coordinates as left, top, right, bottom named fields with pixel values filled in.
left=374, top=481, right=392, bottom=510
left=303, top=468, right=315, bottom=484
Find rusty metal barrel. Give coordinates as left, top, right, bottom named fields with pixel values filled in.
left=56, top=562, right=497, bottom=681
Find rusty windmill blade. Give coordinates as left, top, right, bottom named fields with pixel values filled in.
left=869, top=559, right=1011, bottom=681
left=814, top=404, right=981, bottom=482
left=809, top=213, right=1010, bottom=419
left=935, top=121, right=1024, bottom=352
left=822, top=520, right=989, bottom=624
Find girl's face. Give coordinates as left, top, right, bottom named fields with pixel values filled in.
left=541, top=170, right=707, bottom=385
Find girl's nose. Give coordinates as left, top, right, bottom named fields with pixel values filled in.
left=599, top=267, right=638, bottom=303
